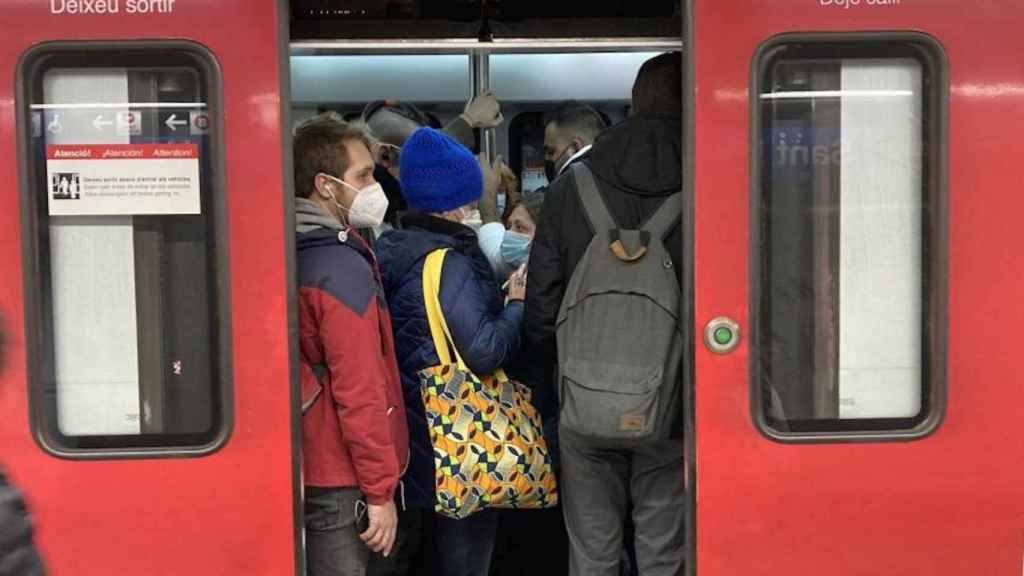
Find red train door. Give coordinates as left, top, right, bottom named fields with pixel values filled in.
left=0, top=2, right=299, bottom=575
left=692, top=1, right=1024, bottom=574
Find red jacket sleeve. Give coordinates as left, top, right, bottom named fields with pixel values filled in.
left=317, top=289, right=401, bottom=505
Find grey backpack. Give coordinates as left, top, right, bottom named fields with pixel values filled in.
left=556, top=163, right=683, bottom=442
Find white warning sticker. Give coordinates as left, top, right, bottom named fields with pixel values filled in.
left=46, top=143, right=200, bottom=216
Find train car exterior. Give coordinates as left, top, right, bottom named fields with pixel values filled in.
left=1, top=0, right=1023, bottom=574
left=0, top=1, right=299, bottom=575
left=693, top=1, right=1024, bottom=574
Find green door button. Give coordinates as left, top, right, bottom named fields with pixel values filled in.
left=704, top=317, right=741, bottom=354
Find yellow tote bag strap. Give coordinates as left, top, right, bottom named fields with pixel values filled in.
left=422, top=249, right=468, bottom=370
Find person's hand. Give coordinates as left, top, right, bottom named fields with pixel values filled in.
left=507, top=265, right=527, bottom=302
left=502, top=163, right=522, bottom=208
left=478, top=152, right=503, bottom=223
left=461, top=90, right=504, bottom=128
left=360, top=500, right=398, bottom=557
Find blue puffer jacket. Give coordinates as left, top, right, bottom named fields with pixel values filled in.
left=376, top=212, right=524, bottom=510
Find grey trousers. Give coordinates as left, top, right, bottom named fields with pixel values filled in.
left=559, top=426, right=686, bottom=576
left=305, top=487, right=369, bottom=576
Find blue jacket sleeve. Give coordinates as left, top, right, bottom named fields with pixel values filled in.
left=438, top=251, right=523, bottom=375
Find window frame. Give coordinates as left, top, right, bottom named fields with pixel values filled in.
left=16, top=41, right=233, bottom=459
left=749, top=32, right=949, bottom=443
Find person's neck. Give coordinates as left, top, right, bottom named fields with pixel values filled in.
left=558, top=143, right=592, bottom=176
left=312, top=195, right=348, bottom=227
left=430, top=211, right=461, bottom=224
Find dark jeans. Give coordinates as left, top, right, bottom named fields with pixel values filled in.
left=490, top=507, right=568, bottom=576
left=305, top=486, right=369, bottom=576
left=433, top=509, right=499, bottom=576
left=368, top=506, right=498, bottom=576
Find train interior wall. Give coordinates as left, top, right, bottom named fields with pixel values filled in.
left=288, top=52, right=665, bottom=192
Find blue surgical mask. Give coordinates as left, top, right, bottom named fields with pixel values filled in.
left=500, top=230, right=532, bottom=270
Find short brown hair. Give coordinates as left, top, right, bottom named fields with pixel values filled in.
left=632, top=52, right=682, bottom=116
left=293, top=112, right=376, bottom=199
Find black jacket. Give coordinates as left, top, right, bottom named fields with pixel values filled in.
left=524, top=113, right=683, bottom=387
left=0, top=473, right=45, bottom=576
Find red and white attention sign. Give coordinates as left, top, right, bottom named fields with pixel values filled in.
left=46, top=144, right=201, bottom=216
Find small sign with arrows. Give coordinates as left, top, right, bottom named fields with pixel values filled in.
left=92, top=115, right=114, bottom=131
left=164, top=113, right=188, bottom=131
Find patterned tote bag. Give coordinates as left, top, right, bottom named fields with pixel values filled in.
left=419, top=249, right=558, bottom=519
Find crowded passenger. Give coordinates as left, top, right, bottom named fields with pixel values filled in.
left=474, top=101, right=605, bottom=282
left=475, top=157, right=540, bottom=281
left=542, top=101, right=608, bottom=185
left=498, top=193, right=542, bottom=271
left=0, top=321, right=47, bottom=576
left=524, top=51, right=686, bottom=576
left=483, top=182, right=573, bottom=576
left=293, top=113, right=411, bottom=576
left=0, top=463, right=44, bottom=576
left=362, top=93, right=504, bottom=227
left=373, top=127, right=528, bottom=576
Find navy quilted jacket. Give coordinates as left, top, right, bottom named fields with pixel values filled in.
left=376, top=212, right=524, bottom=509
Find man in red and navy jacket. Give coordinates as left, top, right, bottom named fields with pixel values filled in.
left=293, top=113, right=409, bottom=576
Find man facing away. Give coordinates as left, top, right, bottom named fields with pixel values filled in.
left=293, top=113, right=410, bottom=576
left=524, top=52, right=686, bottom=576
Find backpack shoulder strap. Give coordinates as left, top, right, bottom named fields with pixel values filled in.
left=641, top=191, right=683, bottom=239
left=570, top=163, right=616, bottom=237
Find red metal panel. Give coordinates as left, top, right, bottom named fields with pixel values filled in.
left=693, top=1, right=1024, bottom=574
left=0, top=1, right=296, bottom=574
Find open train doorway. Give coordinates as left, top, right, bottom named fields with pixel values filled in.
left=286, top=26, right=689, bottom=576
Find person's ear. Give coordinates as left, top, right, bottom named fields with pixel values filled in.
left=313, top=173, right=334, bottom=199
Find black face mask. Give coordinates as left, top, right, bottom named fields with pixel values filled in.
left=544, top=145, right=577, bottom=184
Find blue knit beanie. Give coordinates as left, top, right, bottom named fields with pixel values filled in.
left=400, top=128, right=483, bottom=213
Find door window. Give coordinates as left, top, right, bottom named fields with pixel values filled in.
left=20, top=44, right=230, bottom=454
left=753, top=38, right=947, bottom=438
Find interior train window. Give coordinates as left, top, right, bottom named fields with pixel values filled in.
left=508, top=112, right=549, bottom=193
left=752, top=36, right=947, bottom=440
left=493, top=52, right=656, bottom=192
left=18, top=43, right=230, bottom=455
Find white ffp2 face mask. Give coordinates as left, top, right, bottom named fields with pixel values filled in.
left=323, top=174, right=390, bottom=229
